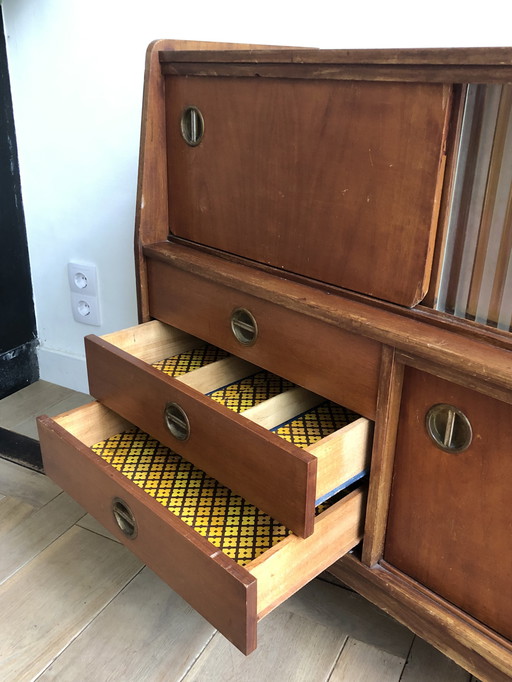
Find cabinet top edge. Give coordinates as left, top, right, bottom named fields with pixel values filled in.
left=159, top=46, right=512, bottom=66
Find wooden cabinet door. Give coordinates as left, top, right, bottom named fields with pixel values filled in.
left=165, top=76, right=451, bottom=307
left=385, top=366, right=512, bottom=641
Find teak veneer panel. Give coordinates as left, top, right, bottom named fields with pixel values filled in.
left=166, top=76, right=451, bottom=307
left=85, top=320, right=371, bottom=535
left=143, top=241, right=512, bottom=397
left=135, top=39, right=295, bottom=321
left=384, top=366, right=512, bottom=642
left=159, top=47, right=512, bottom=83
left=145, top=255, right=381, bottom=420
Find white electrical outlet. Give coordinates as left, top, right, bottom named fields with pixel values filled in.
left=68, top=262, right=98, bottom=296
left=68, top=263, right=101, bottom=326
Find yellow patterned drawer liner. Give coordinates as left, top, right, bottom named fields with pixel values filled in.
left=91, top=428, right=343, bottom=566
left=152, top=346, right=360, bottom=447
left=92, top=428, right=290, bottom=565
left=207, top=371, right=295, bottom=411
left=272, top=401, right=360, bottom=448
left=152, top=344, right=229, bottom=376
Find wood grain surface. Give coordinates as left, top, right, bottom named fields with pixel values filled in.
left=166, top=76, right=451, bottom=307
left=384, top=366, right=512, bottom=642
left=144, top=241, right=512, bottom=397
left=135, top=39, right=295, bottom=321
left=146, top=255, right=381, bottom=419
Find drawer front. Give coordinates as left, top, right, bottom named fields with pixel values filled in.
left=85, top=321, right=372, bottom=538
left=37, top=403, right=365, bottom=654
left=146, top=257, right=380, bottom=420
left=166, top=75, right=451, bottom=307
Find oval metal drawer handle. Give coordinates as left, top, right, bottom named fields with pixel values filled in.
left=112, top=497, right=138, bottom=539
left=180, top=106, right=204, bottom=146
left=231, top=308, right=258, bottom=345
left=425, top=403, right=472, bottom=453
left=164, top=402, right=191, bottom=441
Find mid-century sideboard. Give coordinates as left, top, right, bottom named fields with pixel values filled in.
left=38, top=41, right=512, bottom=680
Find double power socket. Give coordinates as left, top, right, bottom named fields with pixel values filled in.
left=68, top=262, right=101, bottom=326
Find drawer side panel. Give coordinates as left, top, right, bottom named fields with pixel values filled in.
left=250, top=487, right=366, bottom=618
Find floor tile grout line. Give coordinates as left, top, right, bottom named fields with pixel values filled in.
left=178, top=630, right=218, bottom=681
left=398, top=635, right=417, bottom=681
left=36, top=489, right=86, bottom=514
left=325, top=634, right=350, bottom=681
left=74, top=522, right=119, bottom=543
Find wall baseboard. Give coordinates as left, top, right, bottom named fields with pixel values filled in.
left=37, top=347, right=89, bottom=394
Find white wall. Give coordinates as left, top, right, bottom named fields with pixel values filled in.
left=1, top=0, right=509, bottom=392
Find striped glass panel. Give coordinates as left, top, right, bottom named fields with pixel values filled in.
left=436, top=84, right=512, bottom=332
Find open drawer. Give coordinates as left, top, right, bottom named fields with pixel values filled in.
left=37, top=402, right=366, bottom=654
left=85, top=320, right=373, bottom=538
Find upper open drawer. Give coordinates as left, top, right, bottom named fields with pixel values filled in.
left=85, top=320, right=373, bottom=538
left=164, top=73, right=452, bottom=306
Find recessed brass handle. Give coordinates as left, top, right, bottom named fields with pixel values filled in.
left=112, top=498, right=137, bottom=539
left=425, top=404, right=472, bottom=453
left=231, top=308, right=258, bottom=345
left=164, top=402, right=190, bottom=441
left=180, top=106, right=204, bottom=146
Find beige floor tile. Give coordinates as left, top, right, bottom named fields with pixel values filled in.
left=184, top=607, right=346, bottom=682
left=0, top=496, right=36, bottom=538
left=0, top=492, right=85, bottom=584
left=0, top=458, right=61, bottom=507
left=330, top=638, right=407, bottom=681
left=0, top=526, right=142, bottom=681
left=0, top=381, right=72, bottom=432
left=40, top=567, right=215, bottom=681
left=282, top=579, right=414, bottom=659
left=17, top=392, right=92, bottom=440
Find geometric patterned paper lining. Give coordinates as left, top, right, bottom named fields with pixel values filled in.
left=273, top=401, right=360, bottom=448
left=207, top=371, right=295, bottom=412
left=152, top=344, right=229, bottom=377
left=91, top=428, right=292, bottom=566
left=152, top=347, right=295, bottom=412
left=151, top=347, right=358, bottom=449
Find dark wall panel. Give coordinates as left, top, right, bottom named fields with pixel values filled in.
left=0, top=9, right=38, bottom=399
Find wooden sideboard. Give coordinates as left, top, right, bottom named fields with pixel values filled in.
left=38, top=42, right=512, bottom=680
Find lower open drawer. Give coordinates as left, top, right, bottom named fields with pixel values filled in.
left=37, top=401, right=366, bottom=654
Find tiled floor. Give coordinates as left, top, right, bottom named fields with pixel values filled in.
left=0, top=381, right=478, bottom=681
